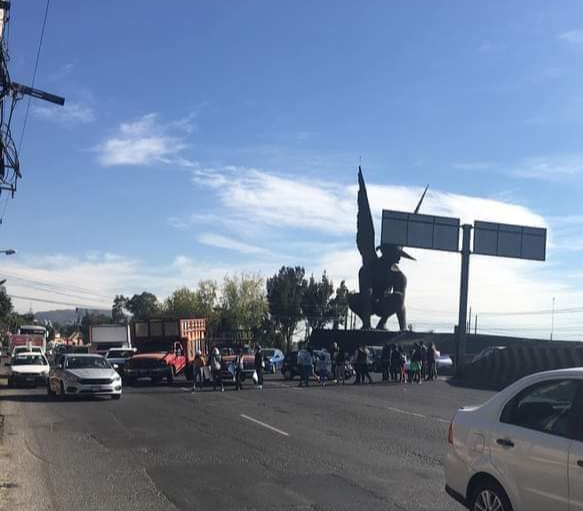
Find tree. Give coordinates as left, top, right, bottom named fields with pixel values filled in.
left=126, top=292, right=161, bottom=320
left=220, top=274, right=268, bottom=333
left=112, top=295, right=129, bottom=324
left=164, top=287, right=201, bottom=319
left=330, top=280, right=350, bottom=329
left=266, top=266, right=306, bottom=353
left=302, top=272, right=335, bottom=334
left=253, top=313, right=285, bottom=349
left=0, top=287, right=13, bottom=320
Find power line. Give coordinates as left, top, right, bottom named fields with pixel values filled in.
left=0, top=270, right=113, bottom=299
left=8, top=294, right=109, bottom=309
left=17, top=0, right=51, bottom=153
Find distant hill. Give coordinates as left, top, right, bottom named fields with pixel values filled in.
left=34, top=308, right=111, bottom=325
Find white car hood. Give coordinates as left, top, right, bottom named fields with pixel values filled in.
left=67, top=368, right=116, bottom=379
left=11, top=365, right=48, bottom=375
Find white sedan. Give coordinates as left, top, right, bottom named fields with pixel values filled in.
left=445, top=367, right=583, bottom=511
left=7, top=352, right=50, bottom=387
left=48, top=353, right=122, bottom=399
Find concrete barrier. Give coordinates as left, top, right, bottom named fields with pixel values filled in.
left=466, top=345, right=583, bottom=388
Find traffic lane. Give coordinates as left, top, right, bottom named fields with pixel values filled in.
left=119, top=384, right=464, bottom=511
left=6, top=377, right=470, bottom=511
left=1, top=385, right=185, bottom=511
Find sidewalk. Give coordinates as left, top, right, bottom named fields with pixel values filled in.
left=0, top=365, right=55, bottom=511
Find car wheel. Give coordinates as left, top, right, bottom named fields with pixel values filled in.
left=470, top=478, right=513, bottom=511
left=111, top=394, right=121, bottom=400
left=283, top=370, right=293, bottom=381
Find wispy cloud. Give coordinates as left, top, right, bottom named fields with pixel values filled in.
left=197, top=233, right=268, bottom=255
left=96, top=113, right=195, bottom=167
left=452, top=162, right=494, bottom=171
left=511, top=156, right=583, bottom=181
left=558, top=29, right=583, bottom=45
left=32, top=102, right=95, bottom=125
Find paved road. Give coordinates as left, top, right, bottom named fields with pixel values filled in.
left=0, top=366, right=495, bottom=511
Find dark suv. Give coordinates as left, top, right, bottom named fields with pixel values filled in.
left=281, top=351, right=300, bottom=380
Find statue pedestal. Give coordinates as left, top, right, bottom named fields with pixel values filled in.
left=310, top=329, right=416, bottom=353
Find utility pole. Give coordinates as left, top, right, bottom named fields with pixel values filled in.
left=0, top=2, right=65, bottom=199
left=456, top=224, right=472, bottom=377
left=474, top=314, right=478, bottom=335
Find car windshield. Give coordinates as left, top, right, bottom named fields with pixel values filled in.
left=106, top=350, right=134, bottom=358
left=66, top=357, right=110, bottom=369
left=12, top=355, right=47, bottom=366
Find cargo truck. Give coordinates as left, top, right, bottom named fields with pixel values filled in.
left=89, top=324, right=132, bottom=356
left=125, top=318, right=206, bottom=385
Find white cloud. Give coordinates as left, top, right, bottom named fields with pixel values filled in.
left=197, top=233, right=267, bottom=255
left=511, top=156, right=583, bottom=181
left=97, top=113, right=195, bottom=167
left=559, top=29, right=583, bottom=45
left=452, top=162, right=494, bottom=171
left=32, top=102, right=95, bottom=125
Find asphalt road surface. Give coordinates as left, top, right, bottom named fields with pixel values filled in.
left=0, top=365, right=495, bottom=511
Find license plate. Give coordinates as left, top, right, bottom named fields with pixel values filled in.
left=92, top=386, right=104, bottom=391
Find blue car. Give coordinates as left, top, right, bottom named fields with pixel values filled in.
left=262, top=348, right=284, bottom=373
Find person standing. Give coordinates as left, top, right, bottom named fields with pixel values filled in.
left=352, top=347, right=361, bottom=384
left=209, top=347, right=224, bottom=392
left=330, top=342, right=338, bottom=383
left=358, top=345, right=373, bottom=384
left=427, top=342, right=437, bottom=381
left=298, top=346, right=313, bottom=387
left=411, top=343, right=422, bottom=384
left=381, top=344, right=391, bottom=382
left=398, top=346, right=407, bottom=383
left=234, top=352, right=244, bottom=390
left=254, top=345, right=264, bottom=390
left=419, top=341, right=428, bottom=380
left=191, top=350, right=206, bottom=391
left=335, top=346, right=346, bottom=385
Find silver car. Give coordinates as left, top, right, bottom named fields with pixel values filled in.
left=48, top=353, right=122, bottom=400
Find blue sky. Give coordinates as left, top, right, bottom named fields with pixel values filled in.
left=2, top=1, right=583, bottom=339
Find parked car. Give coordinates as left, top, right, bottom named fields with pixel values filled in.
left=436, top=354, right=454, bottom=375
left=471, top=346, right=506, bottom=364
left=282, top=351, right=300, bottom=380
left=445, top=368, right=583, bottom=511
left=262, top=348, right=284, bottom=373
left=47, top=353, right=122, bottom=399
left=7, top=352, right=50, bottom=387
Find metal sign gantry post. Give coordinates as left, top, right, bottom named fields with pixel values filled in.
left=382, top=209, right=547, bottom=377
left=456, top=224, right=472, bottom=377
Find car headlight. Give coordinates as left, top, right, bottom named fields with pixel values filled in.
left=64, top=373, right=80, bottom=382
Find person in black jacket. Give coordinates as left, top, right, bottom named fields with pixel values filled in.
left=254, top=345, right=264, bottom=389
left=381, top=344, right=391, bottom=381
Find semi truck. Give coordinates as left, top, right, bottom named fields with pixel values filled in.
left=89, top=324, right=132, bottom=356
left=125, top=318, right=206, bottom=385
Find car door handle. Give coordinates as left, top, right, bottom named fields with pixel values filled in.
left=577, top=460, right=583, bottom=468
left=496, top=438, right=515, bottom=448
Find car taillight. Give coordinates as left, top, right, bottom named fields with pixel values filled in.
left=448, top=421, right=454, bottom=445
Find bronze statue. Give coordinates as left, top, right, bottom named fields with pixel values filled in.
left=348, top=167, right=425, bottom=330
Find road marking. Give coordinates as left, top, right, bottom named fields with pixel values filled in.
left=387, top=406, right=449, bottom=424
left=240, top=414, right=290, bottom=437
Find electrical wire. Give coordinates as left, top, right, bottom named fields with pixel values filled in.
left=17, top=0, right=51, bottom=153
left=8, top=293, right=110, bottom=309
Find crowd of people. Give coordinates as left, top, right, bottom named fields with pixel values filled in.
left=187, top=341, right=441, bottom=392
